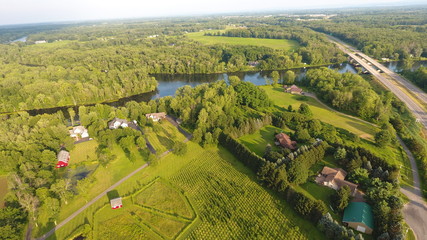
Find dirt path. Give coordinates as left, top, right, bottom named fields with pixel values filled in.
left=306, top=92, right=427, bottom=239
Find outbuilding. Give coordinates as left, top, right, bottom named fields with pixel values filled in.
left=56, top=150, right=70, bottom=168
left=342, top=202, right=374, bottom=234
left=110, top=197, right=123, bottom=209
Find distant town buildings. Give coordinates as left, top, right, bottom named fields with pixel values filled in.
left=284, top=85, right=303, bottom=94
left=145, top=112, right=166, bottom=122
left=315, top=167, right=358, bottom=196
left=56, top=150, right=70, bottom=168
left=275, top=133, right=297, bottom=150
left=35, top=40, right=47, bottom=44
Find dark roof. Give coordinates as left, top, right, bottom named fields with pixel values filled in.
left=343, top=202, right=374, bottom=229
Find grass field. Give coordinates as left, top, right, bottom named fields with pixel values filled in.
left=145, top=121, right=186, bottom=153
left=69, top=140, right=98, bottom=165
left=35, top=143, right=147, bottom=237
left=51, top=142, right=325, bottom=240
left=187, top=31, right=300, bottom=51
left=261, top=86, right=377, bottom=140
left=0, top=176, right=8, bottom=208
left=239, top=125, right=291, bottom=156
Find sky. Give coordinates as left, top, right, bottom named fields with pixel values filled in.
left=0, top=0, right=425, bottom=25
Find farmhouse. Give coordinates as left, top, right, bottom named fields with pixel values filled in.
left=69, top=126, right=89, bottom=141
left=315, top=166, right=358, bottom=196
left=275, top=133, right=297, bottom=150
left=284, top=84, right=303, bottom=94
left=146, top=112, right=166, bottom=122
left=108, top=118, right=129, bottom=129
left=110, top=197, right=123, bottom=209
left=56, top=150, right=70, bottom=168
left=343, top=202, right=374, bottom=234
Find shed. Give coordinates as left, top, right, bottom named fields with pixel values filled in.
left=110, top=197, right=123, bottom=209
left=56, top=150, right=70, bottom=168
left=343, top=202, right=374, bottom=234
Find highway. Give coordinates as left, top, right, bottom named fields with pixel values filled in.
left=328, top=36, right=427, bottom=130
left=328, top=35, right=427, bottom=240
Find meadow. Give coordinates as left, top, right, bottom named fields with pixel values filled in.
left=144, top=121, right=187, bottom=154
left=186, top=31, right=300, bottom=51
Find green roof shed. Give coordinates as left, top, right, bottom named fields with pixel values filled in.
left=342, top=202, right=374, bottom=234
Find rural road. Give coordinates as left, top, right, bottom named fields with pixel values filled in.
left=327, top=35, right=427, bottom=240
left=38, top=117, right=192, bottom=240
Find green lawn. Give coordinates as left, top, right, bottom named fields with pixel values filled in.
left=295, top=182, right=339, bottom=220
left=0, top=176, right=8, bottom=208
left=50, top=142, right=325, bottom=240
left=238, top=125, right=292, bottom=156
left=70, top=140, right=98, bottom=165
left=145, top=121, right=186, bottom=154
left=187, top=31, right=300, bottom=51
left=35, top=143, right=147, bottom=238
left=261, top=86, right=377, bottom=140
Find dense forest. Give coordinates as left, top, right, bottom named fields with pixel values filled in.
left=306, top=8, right=427, bottom=60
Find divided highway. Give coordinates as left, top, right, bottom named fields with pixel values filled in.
left=328, top=35, right=427, bottom=130
left=328, top=35, right=427, bottom=240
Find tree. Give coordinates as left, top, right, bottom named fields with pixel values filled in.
left=228, top=76, right=241, bottom=87
left=271, top=71, right=280, bottom=85
left=375, top=130, right=391, bottom=147
left=298, top=103, right=313, bottom=117
left=68, top=108, right=76, bottom=126
left=173, top=141, right=187, bottom=155
left=334, top=147, right=347, bottom=160
left=136, top=136, right=146, bottom=148
left=331, top=185, right=352, bottom=212
left=283, top=70, right=296, bottom=84
left=295, top=129, right=311, bottom=142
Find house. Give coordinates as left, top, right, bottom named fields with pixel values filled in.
left=315, top=166, right=358, bottom=196
left=108, top=118, right=129, bottom=129
left=145, top=112, right=166, bottom=122
left=110, top=197, right=123, bottom=209
left=343, top=202, right=374, bottom=234
left=284, top=85, right=303, bottom=94
left=35, top=40, right=47, bottom=44
left=275, top=133, right=297, bottom=150
left=69, top=126, right=89, bottom=141
left=56, top=150, right=70, bottom=168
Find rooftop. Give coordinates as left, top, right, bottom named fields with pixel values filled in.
left=343, top=202, right=374, bottom=229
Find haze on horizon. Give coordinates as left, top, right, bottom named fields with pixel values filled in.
left=1, top=0, right=426, bottom=26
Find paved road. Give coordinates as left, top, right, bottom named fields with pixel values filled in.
left=37, top=162, right=149, bottom=240
left=328, top=35, right=427, bottom=130
left=327, top=35, right=427, bottom=240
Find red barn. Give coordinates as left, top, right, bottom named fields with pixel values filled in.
left=56, top=150, right=70, bottom=168
left=110, top=197, right=123, bottom=209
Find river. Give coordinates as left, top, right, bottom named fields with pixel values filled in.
left=18, top=61, right=425, bottom=116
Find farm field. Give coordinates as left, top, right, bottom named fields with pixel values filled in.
left=187, top=31, right=300, bottom=51
left=0, top=176, right=8, bottom=208
left=238, top=125, right=291, bottom=156
left=51, top=142, right=325, bottom=240
left=144, top=121, right=187, bottom=153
